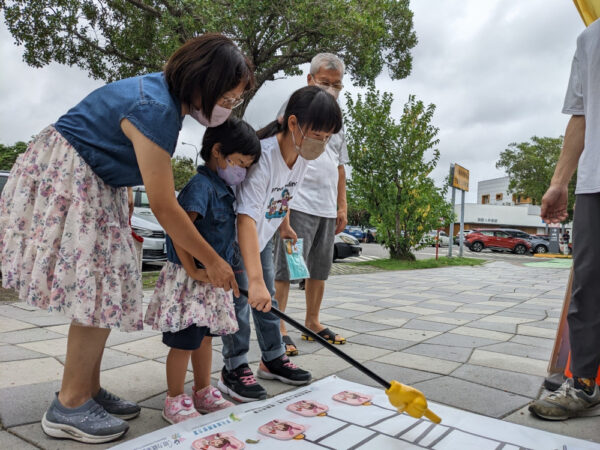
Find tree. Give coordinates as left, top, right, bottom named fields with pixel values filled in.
left=1, top=0, right=417, bottom=116
left=496, top=136, right=576, bottom=220
left=0, top=141, right=27, bottom=170
left=171, top=155, right=196, bottom=191
left=345, top=88, right=453, bottom=260
left=346, top=185, right=370, bottom=227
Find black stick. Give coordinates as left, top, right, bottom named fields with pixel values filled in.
left=239, top=289, right=391, bottom=390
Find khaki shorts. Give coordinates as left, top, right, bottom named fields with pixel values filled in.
left=274, top=209, right=336, bottom=281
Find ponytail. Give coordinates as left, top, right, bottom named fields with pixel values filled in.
left=256, top=120, right=283, bottom=140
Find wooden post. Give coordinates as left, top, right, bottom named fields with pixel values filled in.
left=547, top=267, right=573, bottom=375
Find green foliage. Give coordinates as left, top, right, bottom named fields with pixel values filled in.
left=346, top=185, right=371, bottom=227
left=496, top=136, right=575, bottom=220
left=354, top=256, right=485, bottom=271
left=0, top=141, right=27, bottom=170
left=1, top=0, right=417, bottom=115
left=345, top=87, right=453, bottom=261
left=171, top=156, right=196, bottom=191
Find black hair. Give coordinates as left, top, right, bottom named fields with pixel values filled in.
left=256, top=86, right=342, bottom=139
left=200, top=117, right=261, bottom=165
left=164, top=33, right=255, bottom=121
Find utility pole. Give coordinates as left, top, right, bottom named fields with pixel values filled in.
left=181, top=142, right=200, bottom=166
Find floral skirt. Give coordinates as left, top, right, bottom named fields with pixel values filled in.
left=0, top=126, right=143, bottom=331
left=144, top=262, right=238, bottom=335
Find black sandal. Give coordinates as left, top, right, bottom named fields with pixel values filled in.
left=301, top=327, right=346, bottom=345
left=282, top=335, right=298, bottom=356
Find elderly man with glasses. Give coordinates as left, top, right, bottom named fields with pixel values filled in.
left=273, top=53, right=349, bottom=355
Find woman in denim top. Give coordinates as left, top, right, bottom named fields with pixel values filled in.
left=145, top=118, right=261, bottom=423
left=0, top=34, right=253, bottom=443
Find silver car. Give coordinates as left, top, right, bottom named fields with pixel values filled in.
left=131, top=187, right=167, bottom=265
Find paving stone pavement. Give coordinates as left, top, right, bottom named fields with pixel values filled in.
left=1, top=260, right=599, bottom=448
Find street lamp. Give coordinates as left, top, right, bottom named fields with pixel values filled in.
left=181, top=142, right=200, bottom=166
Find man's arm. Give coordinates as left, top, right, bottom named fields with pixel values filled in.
left=540, top=115, right=585, bottom=223
left=335, top=165, right=348, bottom=234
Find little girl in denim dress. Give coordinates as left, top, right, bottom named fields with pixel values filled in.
left=144, top=118, right=261, bottom=424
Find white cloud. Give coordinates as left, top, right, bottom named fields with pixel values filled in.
left=0, top=1, right=585, bottom=201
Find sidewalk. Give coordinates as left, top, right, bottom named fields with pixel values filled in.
left=1, top=261, right=599, bottom=448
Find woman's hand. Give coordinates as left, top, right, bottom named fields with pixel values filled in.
left=248, top=281, right=272, bottom=312
left=191, top=269, right=211, bottom=283
left=205, top=255, right=240, bottom=297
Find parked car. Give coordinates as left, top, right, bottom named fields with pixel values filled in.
left=0, top=170, right=9, bottom=195
left=130, top=208, right=168, bottom=265
left=453, top=230, right=474, bottom=245
left=344, top=225, right=365, bottom=242
left=465, top=229, right=531, bottom=254
left=334, top=232, right=362, bottom=260
left=421, top=230, right=450, bottom=247
left=501, top=228, right=549, bottom=254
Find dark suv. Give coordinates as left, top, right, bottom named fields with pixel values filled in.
left=465, top=229, right=531, bottom=255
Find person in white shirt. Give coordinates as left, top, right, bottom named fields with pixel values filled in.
left=219, top=86, right=343, bottom=402
left=273, top=53, right=349, bottom=355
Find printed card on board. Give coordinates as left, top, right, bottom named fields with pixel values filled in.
left=332, top=390, right=373, bottom=406
left=286, top=400, right=329, bottom=417
left=191, top=432, right=245, bottom=450
left=258, top=419, right=305, bottom=440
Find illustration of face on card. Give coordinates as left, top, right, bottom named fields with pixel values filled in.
left=332, top=391, right=373, bottom=406
left=286, top=400, right=328, bottom=417
left=191, top=432, right=245, bottom=449
left=258, top=419, right=306, bottom=440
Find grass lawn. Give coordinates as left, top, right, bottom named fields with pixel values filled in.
left=142, top=270, right=162, bottom=289
left=353, top=256, right=486, bottom=271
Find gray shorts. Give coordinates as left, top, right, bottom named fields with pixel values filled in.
left=274, top=209, right=336, bottom=281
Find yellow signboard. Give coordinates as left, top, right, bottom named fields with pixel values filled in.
left=452, top=164, right=469, bottom=191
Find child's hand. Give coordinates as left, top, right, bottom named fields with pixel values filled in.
left=248, top=283, right=272, bottom=312
left=279, top=224, right=297, bottom=244
left=206, top=256, right=240, bottom=297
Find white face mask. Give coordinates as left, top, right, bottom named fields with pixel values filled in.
left=190, top=104, right=232, bottom=127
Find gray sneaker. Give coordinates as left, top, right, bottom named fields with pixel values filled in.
left=529, top=378, right=600, bottom=420
left=42, top=394, right=129, bottom=443
left=94, top=388, right=141, bottom=420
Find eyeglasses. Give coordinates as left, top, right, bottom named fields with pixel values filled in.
left=220, top=96, right=244, bottom=109
left=298, top=126, right=330, bottom=144
left=315, top=80, right=344, bottom=91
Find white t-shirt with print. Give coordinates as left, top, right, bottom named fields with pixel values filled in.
left=236, top=135, right=309, bottom=252
left=563, top=18, right=600, bottom=194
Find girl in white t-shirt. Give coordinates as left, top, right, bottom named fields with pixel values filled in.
left=218, top=86, right=343, bottom=402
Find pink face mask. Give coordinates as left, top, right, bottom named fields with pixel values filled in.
left=190, top=104, right=232, bottom=127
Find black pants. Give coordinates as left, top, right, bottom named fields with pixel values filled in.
left=569, top=193, right=600, bottom=378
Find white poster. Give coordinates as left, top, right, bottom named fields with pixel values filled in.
left=113, top=376, right=599, bottom=450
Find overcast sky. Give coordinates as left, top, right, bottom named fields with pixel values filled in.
left=0, top=1, right=585, bottom=202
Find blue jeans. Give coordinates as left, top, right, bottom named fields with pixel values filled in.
left=221, top=240, right=285, bottom=370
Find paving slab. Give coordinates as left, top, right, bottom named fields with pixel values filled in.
left=369, top=328, right=442, bottom=342
left=517, top=324, right=557, bottom=339
left=17, top=337, right=68, bottom=356
left=320, top=307, right=365, bottom=318
left=401, top=319, right=457, bottom=332
left=0, top=379, right=61, bottom=427
left=412, top=377, right=531, bottom=418
left=314, top=342, right=392, bottom=362
left=0, top=344, right=47, bottom=362
left=347, top=333, right=415, bottom=352
left=0, top=357, right=63, bottom=389
left=105, top=329, right=159, bottom=347
left=287, top=353, right=351, bottom=380
left=337, top=361, right=441, bottom=387
left=0, top=430, right=37, bottom=449
left=0, top=328, right=65, bottom=344
left=375, top=352, right=461, bottom=375
left=450, top=325, right=513, bottom=341
left=424, top=332, right=501, bottom=348
left=404, top=343, right=473, bottom=363
left=0, top=317, right=35, bottom=333
left=510, top=334, right=555, bottom=350
left=468, top=349, right=548, bottom=376
left=451, top=364, right=545, bottom=398
left=326, top=318, right=396, bottom=333
left=111, top=335, right=170, bottom=360
left=479, top=341, right=552, bottom=361
left=466, top=320, right=518, bottom=333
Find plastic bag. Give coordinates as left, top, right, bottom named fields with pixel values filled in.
left=284, top=238, right=310, bottom=280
